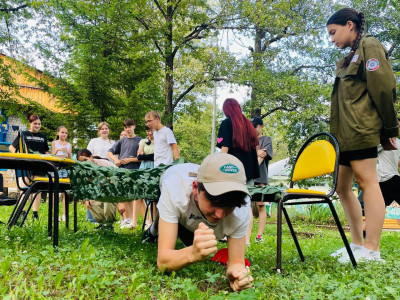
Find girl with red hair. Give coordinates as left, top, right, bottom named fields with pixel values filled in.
left=217, top=99, right=260, bottom=245
left=217, top=98, right=259, bottom=181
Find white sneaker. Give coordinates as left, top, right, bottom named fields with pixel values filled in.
left=358, top=247, right=386, bottom=263
left=331, top=243, right=362, bottom=258
left=62, top=215, right=66, bottom=222
left=120, top=218, right=136, bottom=230
left=337, top=247, right=363, bottom=263
left=338, top=247, right=386, bottom=264
left=117, top=219, right=126, bottom=226
left=120, top=218, right=132, bottom=229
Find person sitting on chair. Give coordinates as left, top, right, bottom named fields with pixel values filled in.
left=142, top=153, right=253, bottom=291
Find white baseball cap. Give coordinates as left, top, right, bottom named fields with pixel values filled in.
left=197, top=153, right=249, bottom=196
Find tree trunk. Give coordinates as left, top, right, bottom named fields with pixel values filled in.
left=164, top=1, right=174, bottom=129
left=250, top=25, right=264, bottom=117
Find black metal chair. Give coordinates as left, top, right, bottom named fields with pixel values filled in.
left=7, top=131, right=77, bottom=232
left=269, top=132, right=357, bottom=272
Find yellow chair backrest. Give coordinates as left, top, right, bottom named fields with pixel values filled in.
left=292, top=140, right=336, bottom=182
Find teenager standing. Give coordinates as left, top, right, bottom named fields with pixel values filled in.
left=327, top=8, right=398, bottom=263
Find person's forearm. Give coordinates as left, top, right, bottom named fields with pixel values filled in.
left=172, top=144, right=180, bottom=160
left=157, top=247, right=195, bottom=271
left=9, top=145, right=16, bottom=153
left=107, top=152, right=117, bottom=161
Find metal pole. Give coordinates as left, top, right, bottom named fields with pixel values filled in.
left=211, top=81, right=217, bottom=154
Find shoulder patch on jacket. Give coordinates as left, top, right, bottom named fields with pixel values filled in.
left=366, top=58, right=379, bottom=71
left=351, top=55, right=359, bottom=63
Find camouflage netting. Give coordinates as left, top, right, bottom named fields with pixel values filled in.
left=69, top=160, right=283, bottom=203
left=69, top=161, right=177, bottom=203
left=248, top=185, right=283, bottom=202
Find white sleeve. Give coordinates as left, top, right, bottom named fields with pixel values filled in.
left=87, top=139, right=95, bottom=154
left=157, top=183, right=179, bottom=223
left=166, top=128, right=177, bottom=145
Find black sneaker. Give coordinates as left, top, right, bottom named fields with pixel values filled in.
left=95, top=224, right=114, bottom=231
left=32, top=212, right=39, bottom=220
left=142, top=227, right=158, bottom=243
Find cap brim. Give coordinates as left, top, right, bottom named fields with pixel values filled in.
left=203, top=181, right=249, bottom=196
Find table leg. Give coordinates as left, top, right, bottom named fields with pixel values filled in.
left=47, top=173, right=53, bottom=237
left=53, top=171, right=59, bottom=248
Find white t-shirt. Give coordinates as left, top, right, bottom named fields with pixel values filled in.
left=157, top=163, right=250, bottom=239
left=378, top=139, right=400, bottom=182
left=153, top=126, right=177, bottom=167
left=93, top=158, right=117, bottom=168
left=87, top=137, right=115, bottom=160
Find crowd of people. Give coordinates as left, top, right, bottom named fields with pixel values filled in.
left=3, top=7, right=400, bottom=291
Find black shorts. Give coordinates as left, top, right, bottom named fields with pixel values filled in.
left=339, top=147, right=378, bottom=166
left=379, top=175, right=400, bottom=207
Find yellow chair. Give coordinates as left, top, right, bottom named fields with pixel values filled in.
left=8, top=131, right=76, bottom=233
left=273, top=132, right=356, bottom=272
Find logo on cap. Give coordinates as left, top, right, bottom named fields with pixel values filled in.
left=219, top=164, right=239, bottom=174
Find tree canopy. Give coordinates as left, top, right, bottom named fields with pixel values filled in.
left=0, top=0, right=399, bottom=160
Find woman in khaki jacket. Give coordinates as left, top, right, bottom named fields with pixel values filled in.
left=327, top=8, right=398, bottom=263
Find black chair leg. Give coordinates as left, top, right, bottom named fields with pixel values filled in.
left=275, top=198, right=284, bottom=273
left=65, top=192, right=69, bottom=229
left=328, top=200, right=357, bottom=268
left=283, top=206, right=304, bottom=261
left=8, top=188, right=35, bottom=229
left=20, top=192, right=40, bottom=227
left=142, top=200, right=151, bottom=232
left=73, top=195, right=77, bottom=233
left=7, top=191, right=27, bottom=226
left=48, top=187, right=53, bottom=237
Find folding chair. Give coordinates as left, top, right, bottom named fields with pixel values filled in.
left=7, top=131, right=77, bottom=232
left=273, top=132, right=356, bottom=272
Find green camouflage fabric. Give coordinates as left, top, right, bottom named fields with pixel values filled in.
left=69, top=160, right=183, bottom=203
left=247, top=185, right=283, bottom=202
left=69, top=159, right=282, bottom=203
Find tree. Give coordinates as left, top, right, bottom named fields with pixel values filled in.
left=26, top=0, right=165, bottom=143
left=132, top=0, right=236, bottom=128
left=174, top=101, right=218, bottom=164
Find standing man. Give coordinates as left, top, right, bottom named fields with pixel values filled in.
left=142, top=153, right=253, bottom=291
left=145, top=111, right=179, bottom=167
left=247, top=116, right=273, bottom=243
left=108, top=118, right=142, bottom=229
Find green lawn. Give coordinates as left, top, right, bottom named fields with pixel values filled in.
left=1, top=203, right=399, bottom=299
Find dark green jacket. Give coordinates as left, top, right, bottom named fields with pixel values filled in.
left=330, top=33, right=398, bottom=152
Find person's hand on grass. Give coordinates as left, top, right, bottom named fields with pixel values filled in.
left=227, top=265, right=253, bottom=291
left=190, top=222, right=217, bottom=262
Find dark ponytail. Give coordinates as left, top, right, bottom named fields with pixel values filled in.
left=327, top=8, right=366, bottom=69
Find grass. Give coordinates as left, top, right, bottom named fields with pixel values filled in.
left=0, top=202, right=400, bottom=299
